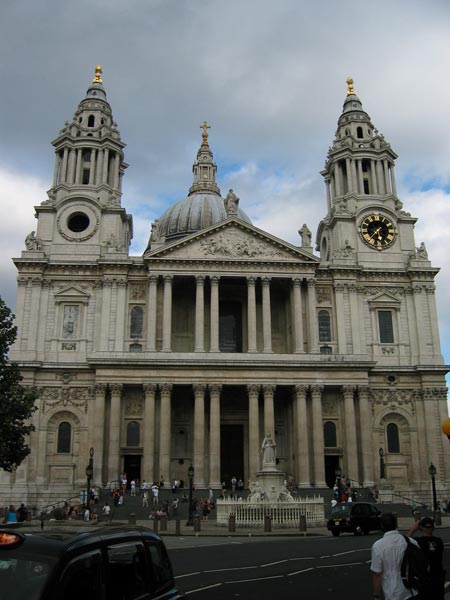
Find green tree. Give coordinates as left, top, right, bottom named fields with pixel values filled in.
left=0, top=296, right=37, bottom=471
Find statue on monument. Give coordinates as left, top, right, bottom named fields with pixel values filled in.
left=25, top=231, right=41, bottom=251
left=261, top=432, right=276, bottom=467
left=298, top=223, right=312, bottom=247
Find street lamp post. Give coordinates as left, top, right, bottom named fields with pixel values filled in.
left=429, top=462, right=438, bottom=512
left=334, top=467, right=342, bottom=502
left=86, top=447, right=94, bottom=506
left=186, top=464, right=195, bottom=526
left=379, top=448, right=385, bottom=480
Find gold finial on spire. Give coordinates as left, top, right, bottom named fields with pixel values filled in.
left=346, top=77, right=355, bottom=95
left=93, top=65, right=103, bottom=84
left=200, top=121, right=210, bottom=143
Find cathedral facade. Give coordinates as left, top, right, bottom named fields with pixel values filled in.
left=5, top=68, right=449, bottom=505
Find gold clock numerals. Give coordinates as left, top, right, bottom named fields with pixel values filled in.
left=358, top=213, right=397, bottom=250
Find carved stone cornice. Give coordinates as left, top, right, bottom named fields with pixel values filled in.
left=369, top=388, right=417, bottom=415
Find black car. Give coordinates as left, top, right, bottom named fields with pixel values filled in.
left=327, top=502, right=382, bottom=536
left=0, top=525, right=185, bottom=599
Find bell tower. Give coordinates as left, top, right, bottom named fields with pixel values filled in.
left=317, top=78, right=417, bottom=267
left=29, top=66, right=132, bottom=261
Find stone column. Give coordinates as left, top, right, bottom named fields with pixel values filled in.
left=94, top=384, right=107, bottom=485
left=383, top=160, right=390, bottom=194
left=195, top=276, right=205, bottom=352
left=159, top=384, right=172, bottom=483
left=27, top=278, right=42, bottom=353
left=343, top=386, right=358, bottom=482
left=209, top=276, right=220, bottom=352
left=102, top=148, right=109, bottom=184
left=14, top=278, right=28, bottom=339
left=247, top=385, right=260, bottom=479
left=146, top=274, right=158, bottom=351
left=261, top=277, right=272, bottom=353
left=108, top=384, right=122, bottom=484
left=162, top=275, right=173, bottom=352
left=348, top=284, right=362, bottom=355
left=143, top=383, right=157, bottom=485
left=426, top=285, right=442, bottom=358
left=263, top=384, right=275, bottom=439
left=357, top=160, right=364, bottom=194
left=209, top=384, right=221, bottom=488
left=294, top=385, right=310, bottom=486
left=100, top=278, right=113, bottom=351
left=75, top=148, right=82, bottom=183
left=376, top=161, right=385, bottom=194
left=334, top=283, right=347, bottom=354
left=358, top=386, right=374, bottom=487
left=413, top=285, right=427, bottom=361
left=114, top=152, right=121, bottom=189
left=370, top=160, right=378, bottom=194
left=193, top=384, right=206, bottom=488
left=61, top=147, right=69, bottom=183
left=292, top=278, right=304, bottom=353
left=311, top=385, right=326, bottom=486
left=306, top=279, right=318, bottom=352
left=67, top=149, right=76, bottom=184
left=351, top=159, right=358, bottom=193
left=345, top=157, right=352, bottom=193
left=36, top=280, right=51, bottom=358
left=334, top=164, right=341, bottom=197
left=89, top=149, right=97, bottom=185
left=390, top=165, right=397, bottom=196
left=247, top=276, right=257, bottom=352
left=325, top=178, right=332, bottom=211
left=114, top=279, right=127, bottom=352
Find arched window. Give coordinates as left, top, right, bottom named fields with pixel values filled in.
left=387, top=423, right=400, bottom=453
left=318, top=310, right=331, bottom=342
left=324, top=421, right=337, bottom=447
left=87, top=114, right=95, bottom=127
left=57, top=422, right=72, bottom=453
left=130, top=306, right=143, bottom=338
left=126, top=421, right=140, bottom=447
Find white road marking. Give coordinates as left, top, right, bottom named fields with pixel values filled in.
left=332, top=550, right=356, bottom=557
left=204, top=566, right=255, bottom=572
left=317, top=562, right=364, bottom=568
left=260, top=559, right=288, bottom=567
left=185, top=583, right=223, bottom=594
left=175, top=572, right=201, bottom=579
left=225, top=575, right=285, bottom=583
left=287, top=567, right=315, bottom=576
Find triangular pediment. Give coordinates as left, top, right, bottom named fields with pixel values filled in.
left=54, top=286, right=91, bottom=303
left=367, top=291, right=401, bottom=306
left=144, top=218, right=319, bottom=264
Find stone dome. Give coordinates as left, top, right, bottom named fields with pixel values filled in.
left=157, top=192, right=252, bottom=243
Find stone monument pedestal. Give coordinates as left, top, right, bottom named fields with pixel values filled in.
left=255, top=468, right=285, bottom=502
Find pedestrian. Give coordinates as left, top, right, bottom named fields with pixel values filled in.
left=6, top=505, right=17, bottom=524
left=130, top=479, right=136, bottom=496
left=152, top=483, right=159, bottom=506
left=142, top=490, right=149, bottom=508
left=171, top=497, right=179, bottom=517
left=407, top=516, right=445, bottom=599
left=17, top=503, right=28, bottom=522
left=371, top=512, right=419, bottom=600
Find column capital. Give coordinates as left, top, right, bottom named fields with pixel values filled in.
left=247, top=275, right=257, bottom=286
left=307, top=278, right=316, bottom=288
left=262, top=384, right=275, bottom=396
left=193, top=383, right=207, bottom=395
left=292, top=277, right=302, bottom=288
left=143, top=383, right=158, bottom=395
left=261, top=276, right=271, bottom=286
left=163, top=274, right=173, bottom=284
left=294, top=384, right=309, bottom=397
left=210, top=275, right=220, bottom=285
left=247, top=384, right=260, bottom=397
left=159, top=383, right=173, bottom=396
left=147, top=273, right=158, bottom=284
left=311, top=385, right=324, bottom=398
left=209, top=384, right=222, bottom=396
left=109, top=383, right=123, bottom=396
left=95, top=383, right=107, bottom=395
left=334, top=282, right=346, bottom=293
left=195, top=275, right=205, bottom=285
left=341, top=385, right=356, bottom=397
left=357, top=385, right=370, bottom=399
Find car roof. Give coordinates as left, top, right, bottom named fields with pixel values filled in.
left=0, top=526, right=163, bottom=558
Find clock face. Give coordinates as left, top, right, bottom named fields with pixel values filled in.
left=358, top=213, right=397, bottom=250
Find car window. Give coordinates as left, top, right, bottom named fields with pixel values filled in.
left=106, top=541, right=149, bottom=600
left=58, top=550, right=103, bottom=600
left=331, top=505, right=350, bottom=516
left=0, top=553, right=55, bottom=600
left=145, top=540, right=174, bottom=594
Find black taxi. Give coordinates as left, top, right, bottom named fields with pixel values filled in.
left=0, top=525, right=185, bottom=599
left=326, top=502, right=382, bottom=536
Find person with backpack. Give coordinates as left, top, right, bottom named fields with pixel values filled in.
left=371, top=512, right=421, bottom=599
left=406, top=516, right=445, bottom=599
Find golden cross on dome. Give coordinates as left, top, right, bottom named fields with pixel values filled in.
left=93, top=65, right=103, bottom=84
left=346, top=77, right=355, bottom=95
left=200, top=121, right=210, bottom=142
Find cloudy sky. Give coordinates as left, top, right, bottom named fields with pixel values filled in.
left=1, top=0, right=450, bottom=389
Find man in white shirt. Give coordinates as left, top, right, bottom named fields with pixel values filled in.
left=371, top=512, right=418, bottom=600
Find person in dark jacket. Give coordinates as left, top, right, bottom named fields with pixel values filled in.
left=407, top=516, right=445, bottom=599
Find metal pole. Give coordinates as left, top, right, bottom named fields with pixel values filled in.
left=431, top=472, right=438, bottom=512
left=186, top=477, right=194, bottom=526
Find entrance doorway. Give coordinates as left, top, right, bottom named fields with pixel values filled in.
left=219, top=302, right=243, bottom=352
left=220, top=425, right=244, bottom=488
left=123, top=455, right=141, bottom=488
left=325, top=455, right=340, bottom=488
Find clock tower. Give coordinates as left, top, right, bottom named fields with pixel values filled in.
left=317, top=78, right=418, bottom=268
